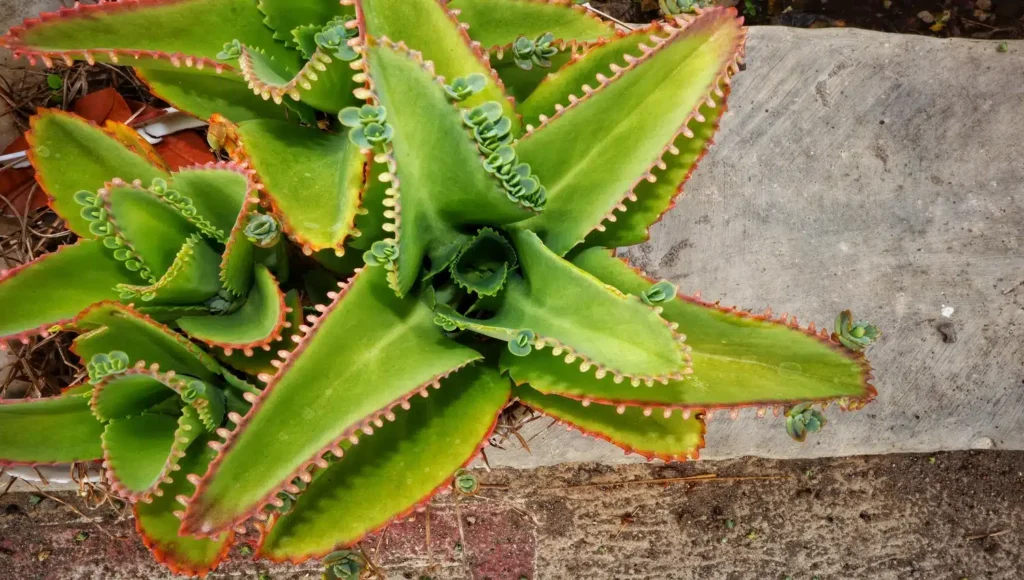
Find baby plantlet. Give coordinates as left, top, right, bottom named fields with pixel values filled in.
left=0, top=1, right=876, bottom=577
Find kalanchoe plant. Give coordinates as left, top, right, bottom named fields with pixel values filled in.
left=0, top=1, right=877, bottom=577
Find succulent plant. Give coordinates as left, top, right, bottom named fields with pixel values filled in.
left=0, top=0, right=877, bottom=577
left=785, top=403, right=828, bottom=442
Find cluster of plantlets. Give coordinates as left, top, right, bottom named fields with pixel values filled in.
left=0, top=0, right=876, bottom=576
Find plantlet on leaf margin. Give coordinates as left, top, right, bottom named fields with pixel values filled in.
left=0, top=1, right=877, bottom=577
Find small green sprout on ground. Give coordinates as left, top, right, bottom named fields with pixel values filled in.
left=725, top=519, right=735, bottom=529
left=322, top=550, right=364, bottom=580
left=74, top=531, right=89, bottom=542
left=453, top=468, right=480, bottom=496
left=834, top=310, right=880, bottom=351
left=786, top=403, right=827, bottom=442
left=744, top=0, right=757, bottom=17
left=27, top=494, right=43, bottom=506
left=997, top=42, right=1009, bottom=53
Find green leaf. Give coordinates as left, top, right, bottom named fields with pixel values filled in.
left=363, top=41, right=533, bottom=295
left=0, top=394, right=104, bottom=464
left=258, top=0, right=351, bottom=46
left=116, top=235, right=223, bottom=305
left=177, top=265, right=289, bottom=353
left=181, top=267, right=483, bottom=536
left=515, top=10, right=744, bottom=254
left=0, top=240, right=140, bottom=343
left=234, top=120, right=367, bottom=252
left=135, top=439, right=234, bottom=577
left=135, top=67, right=294, bottom=123
left=489, top=50, right=573, bottom=102
left=102, top=413, right=180, bottom=499
left=5, top=0, right=298, bottom=72
left=516, top=385, right=704, bottom=460
left=71, top=302, right=222, bottom=382
left=102, top=184, right=200, bottom=276
left=449, top=0, right=615, bottom=49
left=358, top=0, right=518, bottom=129
left=450, top=227, right=516, bottom=296
left=167, top=164, right=251, bottom=242
left=508, top=249, right=875, bottom=408
left=219, top=199, right=258, bottom=297
left=519, top=25, right=661, bottom=127
left=259, top=365, right=510, bottom=560
left=238, top=45, right=357, bottom=112
left=451, top=230, right=687, bottom=382
left=28, top=109, right=167, bottom=237
left=216, top=291, right=302, bottom=376
left=91, top=373, right=176, bottom=422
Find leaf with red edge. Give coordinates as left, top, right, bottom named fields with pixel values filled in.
left=449, top=0, right=615, bottom=51
left=216, top=290, right=302, bottom=376
left=103, top=121, right=171, bottom=171
left=516, top=385, right=705, bottom=461
left=135, top=436, right=235, bottom=578
left=231, top=119, right=367, bottom=254
left=356, top=0, right=519, bottom=131
left=258, top=364, right=510, bottom=562
left=90, top=372, right=176, bottom=422
left=27, top=109, right=168, bottom=237
left=2, top=0, right=299, bottom=73
left=0, top=240, right=141, bottom=345
left=0, top=393, right=104, bottom=465
left=177, top=265, right=289, bottom=355
left=180, top=266, right=482, bottom=538
left=70, top=302, right=223, bottom=382
left=506, top=249, right=876, bottom=411
left=101, top=412, right=183, bottom=501
left=135, top=66, right=298, bottom=123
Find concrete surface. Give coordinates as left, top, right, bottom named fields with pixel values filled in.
left=485, top=27, right=1024, bottom=467
left=2, top=451, right=1022, bottom=579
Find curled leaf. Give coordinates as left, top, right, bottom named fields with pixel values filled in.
left=243, top=213, right=282, bottom=248
left=86, top=351, right=130, bottom=383
left=785, top=403, right=828, bottom=442
left=452, top=468, right=480, bottom=496
left=444, top=73, right=488, bottom=102
left=508, top=329, right=535, bottom=357
left=512, top=32, right=558, bottom=70
left=834, top=310, right=880, bottom=351
left=641, top=281, right=677, bottom=306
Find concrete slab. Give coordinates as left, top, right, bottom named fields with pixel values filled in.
left=485, top=27, right=1024, bottom=468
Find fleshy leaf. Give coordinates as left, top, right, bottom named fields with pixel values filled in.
left=514, top=9, right=745, bottom=254
left=360, top=39, right=533, bottom=295
left=0, top=240, right=141, bottom=344
left=181, top=267, right=482, bottom=536
left=232, top=119, right=367, bottom=253
left=135, top=438, right=234, bottom=577
left=27, top=109, right=167, bottom=237
left=238, top=44, right=357, bottom=112
left=448, top=229, right=688, bottom=382
left=507, top=249, right=876, bottom=410
left=519, top=24, right=664, bottom=127
left=166, top=164, right=252, bottom=242
left=0, top=394, right=104, bottom=465
left=258, top=0, right=350, bottom=46
left=449, top=227, right=516, bottom=296
left=90, top=373, right=176, bottom=422
left=136, top=66, right=295, bottom=123
left=2, top=0, right=299, bottom=73
left=116, top=234, right=223, bottom=305
left=516, top=385, right=705, bottom=461
left=258, top=365, right=510, bottom=561
left=101, top=413, right=181, bottom=500
left=101, top=181, right=201, bottom=276
left=356, top=0, right=518, bottom=128
left=219, top=197, right=259, bottom=296
left=217, top=291, right=302, bottom=376
left=448, top=0, right=615, bottom=50
left=177, top=265, right=289, bottom=354
left=70, top=302, right=222, bottom=382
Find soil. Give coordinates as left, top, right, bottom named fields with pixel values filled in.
left=1, top=451, right=1021, bottom=579
left=593, top=0, right=1024, bottom=38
